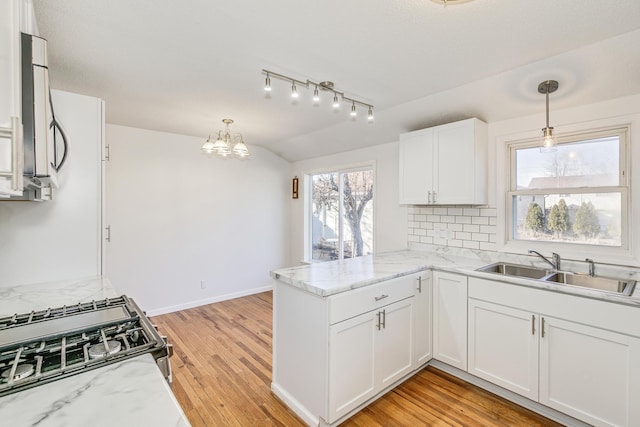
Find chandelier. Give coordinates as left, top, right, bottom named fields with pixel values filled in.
left=262, top=69, right=374, bottom=122
left=201, top=119, right=250, bottom=158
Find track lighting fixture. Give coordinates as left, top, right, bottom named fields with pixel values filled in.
left=538, top=80, right=559, bottom=152
left=261, top=69, right=374, bottom=122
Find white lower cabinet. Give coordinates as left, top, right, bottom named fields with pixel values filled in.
left=539, top=316, right=640, bottom=427
left=329, top=308, right=377, bottom=419
left=433, top=271, right=467, bottom=370
left=468, top=277, right=640, bottom=427
left=329, top=297, right=414, bottom=421
left=413, top=271, right=432, bottom=367
left=272, top=272, right=424, bottom=427
left=468, top=299, right=538, bottom=400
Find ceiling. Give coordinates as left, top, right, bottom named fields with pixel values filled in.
left=33, top=0, right=640, bottom=161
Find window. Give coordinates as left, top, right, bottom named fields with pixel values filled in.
left=508, top=127, right=628, bottom=248
left=309, top=167, right=374, bottom=261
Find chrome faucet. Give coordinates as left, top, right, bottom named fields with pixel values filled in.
left=585, top=258, right=596, bottom=277
left=528, top=250, right=561, bottom=271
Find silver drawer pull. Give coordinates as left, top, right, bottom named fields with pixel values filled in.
left=375, top=294, right=389, bottom=301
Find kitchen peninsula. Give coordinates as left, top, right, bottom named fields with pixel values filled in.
left=271, top=247, right=640, bottom=427
left=0, top=276, right=190, bottom=427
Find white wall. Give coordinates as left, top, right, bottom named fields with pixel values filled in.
left=289, top=141, right=407, bottom=265
left=0, top=90, right=103, bottom=286
left=105, top=125, right=290, bottom=314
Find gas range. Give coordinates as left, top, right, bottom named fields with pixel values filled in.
left=0, top=295, right=172, bottom=397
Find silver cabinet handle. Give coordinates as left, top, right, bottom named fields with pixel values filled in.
left=531, top=315, right=535, bottom=335
left=105, top=225, right=111, bottom=242
left=375, top=294, right=388, bottom=301
left=428, top=191, right=432, bottom=204
left=433, top=191, right=437, bottom=203
left=381, top=309, right=386, bottom=329
left=417, top=276, right=422, bottom=293
left=376, top=311, right=381, bottom=330
left=541, top=317, right=546, bottom=338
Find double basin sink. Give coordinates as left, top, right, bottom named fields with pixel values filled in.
left=477, top=262, right=636, bottom=296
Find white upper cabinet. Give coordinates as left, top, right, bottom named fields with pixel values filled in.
left=399, top=118, right=487, bottom=205
left=0, top=0, right=38, bottom=197
left=0, top=1, right=23, bottom=196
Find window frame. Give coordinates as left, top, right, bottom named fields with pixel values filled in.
left=305, top=163, right=376, bottom=263
left=504, top=125, right=630, bottom=255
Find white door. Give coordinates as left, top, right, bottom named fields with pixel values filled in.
left=433, top=271, right=468, bottom=370
left=539, top=316, right=640, bottom=427
left=329, top=310, right=377, bottom=422
left=467, top=299, right=538, bottom=400
left=433, top=119, right=475, bottom=205
left=413, top=272, right=432, bottom=367
left=378, top=298, right=414, bottom=389
left=399, top=128, right=433, bottom=204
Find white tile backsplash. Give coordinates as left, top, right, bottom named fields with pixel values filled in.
left=407, top=205, right=498, bottom=251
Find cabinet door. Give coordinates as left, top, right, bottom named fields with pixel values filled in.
left=433, top=120, right=475, bottom=204
left=328, top=310, right=377, bottom=422
left=413, top=272, right=432, bottom=367
left=378, top=298, right=414, bottom=389
left=468, top=299, right=538, bottom=400
left=399, top=128, right=433, bottom=204
left=539, top=316, right=640, bottom=427
left=433, top=271, right=468, bottom=370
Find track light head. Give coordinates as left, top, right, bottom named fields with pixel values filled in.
left=350, top=102, right=357, bottom=117
left=333, top=93, right=340, bottom=109
left=264, top=74, right=271, bottom=92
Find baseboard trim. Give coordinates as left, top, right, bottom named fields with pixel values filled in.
left=145, top=285, right=273, bottom=316
left=271, top=382, right=320, bottom=427
left=429, top=360, right=590, bottom=427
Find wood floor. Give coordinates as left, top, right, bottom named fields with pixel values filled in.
left=154, top=292, right=561, bottom=426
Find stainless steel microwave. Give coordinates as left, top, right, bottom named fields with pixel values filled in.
left=20, top=32, right=68, bottom=200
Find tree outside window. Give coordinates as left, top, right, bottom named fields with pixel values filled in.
left=310, top=168, right=374, bottom=261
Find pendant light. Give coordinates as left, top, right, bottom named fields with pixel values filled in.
left=538, top=80, right=559, bottom=152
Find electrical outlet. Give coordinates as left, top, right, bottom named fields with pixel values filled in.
left=200, top=280, right=206, bottom=289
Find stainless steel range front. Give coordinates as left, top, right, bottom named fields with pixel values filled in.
left=0, top=296, right=172, bottom=397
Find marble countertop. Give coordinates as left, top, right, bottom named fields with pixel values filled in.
left=0, top=276, right=190, bottom=427
left=271, top=246, right=640, bottom=307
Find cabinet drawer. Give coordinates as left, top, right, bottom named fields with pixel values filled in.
left=329, top=275, right=416, bottom=325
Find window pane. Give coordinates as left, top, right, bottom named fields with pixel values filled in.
left=512, top=193, right=621, bottom=246
left=341, top=170, right=374, bottom=258
left=311, top=173, right=339, bottom=261
left=515, top=137, right=619, bottom=189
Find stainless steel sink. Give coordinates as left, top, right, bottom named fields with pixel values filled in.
left=544, top=272, right=636, bottom=296
left=476, top=262, right=636, bottom=297
left=476, top=262, right=550, bottom=280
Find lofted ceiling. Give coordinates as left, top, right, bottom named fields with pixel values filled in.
left=33, top=0, right=640, bottom=161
